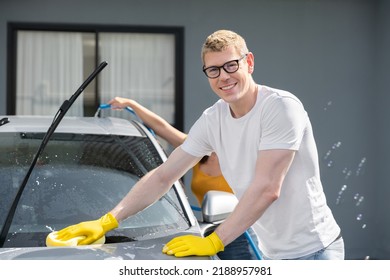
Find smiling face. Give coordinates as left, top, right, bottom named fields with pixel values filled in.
left=203, top=46, right=256, bottom=116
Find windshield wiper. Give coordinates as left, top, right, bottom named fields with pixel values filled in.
left=0, top=61, right=108, bottom=247
left=0, top=117, right=9, bottom=126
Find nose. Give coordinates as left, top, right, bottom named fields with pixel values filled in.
left=219, top=68, right=231, bottom=80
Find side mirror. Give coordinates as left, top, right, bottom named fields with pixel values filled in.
left=201, top=191, right=238, bottom=224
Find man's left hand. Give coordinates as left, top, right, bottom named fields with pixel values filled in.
left=162, top=232, right=224, bottom=257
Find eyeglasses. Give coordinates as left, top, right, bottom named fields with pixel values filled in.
left=202, top=54, right=248, bottom=79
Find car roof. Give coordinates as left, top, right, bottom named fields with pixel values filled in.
left=0, top=115, right=143, bottom=137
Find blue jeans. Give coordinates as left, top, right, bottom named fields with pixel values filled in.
left=217, top=228, right=260, bottom=260
left=261, top=236, right=345, bottom=260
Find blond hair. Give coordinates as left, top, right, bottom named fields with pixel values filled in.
left=201, top=30, right=249, bottom=64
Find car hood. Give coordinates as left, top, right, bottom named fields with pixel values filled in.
left=0, top=235, right=210, bottom=260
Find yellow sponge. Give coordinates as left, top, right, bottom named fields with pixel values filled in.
left=46, top=231, right=105, bottom=247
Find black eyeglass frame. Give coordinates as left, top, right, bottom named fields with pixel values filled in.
left=202, top=54, right=248, bottom=79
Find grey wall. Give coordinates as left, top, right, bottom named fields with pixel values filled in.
left=0, top=0, right=388, bottom=259
left=376, top=0, right=390, bottom=259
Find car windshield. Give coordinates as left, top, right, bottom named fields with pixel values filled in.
left=0, top=131, right=190, bottom=248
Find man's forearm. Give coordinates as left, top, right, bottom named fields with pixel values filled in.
left=215, top=183, right=277, bottom=246
left=110, top=147, right=199, bottom=223
left=110, top=168, right=171, bottom=222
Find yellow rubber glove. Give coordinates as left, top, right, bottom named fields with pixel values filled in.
left=54, top=212, right=118, bottom=246
left=162, top=232, right=224, bottom=257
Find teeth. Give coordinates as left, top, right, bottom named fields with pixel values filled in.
left=221, top=84, right=235, bottom=90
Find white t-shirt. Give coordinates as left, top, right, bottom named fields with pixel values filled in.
left=182, top=85, right=341, bottom=259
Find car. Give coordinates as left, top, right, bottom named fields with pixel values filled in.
left=0, top=114, right=235, bottom=260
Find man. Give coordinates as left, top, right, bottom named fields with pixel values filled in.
left=55, top=30, right=343, bottom=260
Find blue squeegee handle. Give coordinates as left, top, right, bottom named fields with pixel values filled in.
left=99, top=103, right=135, bottom=115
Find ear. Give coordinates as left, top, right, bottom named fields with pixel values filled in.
left=246, top=52, right=255, bottom=74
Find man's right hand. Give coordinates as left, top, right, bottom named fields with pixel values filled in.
left=53, top=212, right=118, bottom=245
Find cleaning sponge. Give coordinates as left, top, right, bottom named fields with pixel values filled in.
left=46, top=231, right=105, bottom=247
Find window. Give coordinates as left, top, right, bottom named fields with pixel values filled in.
left=7, top=23, right=184, bottom=132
